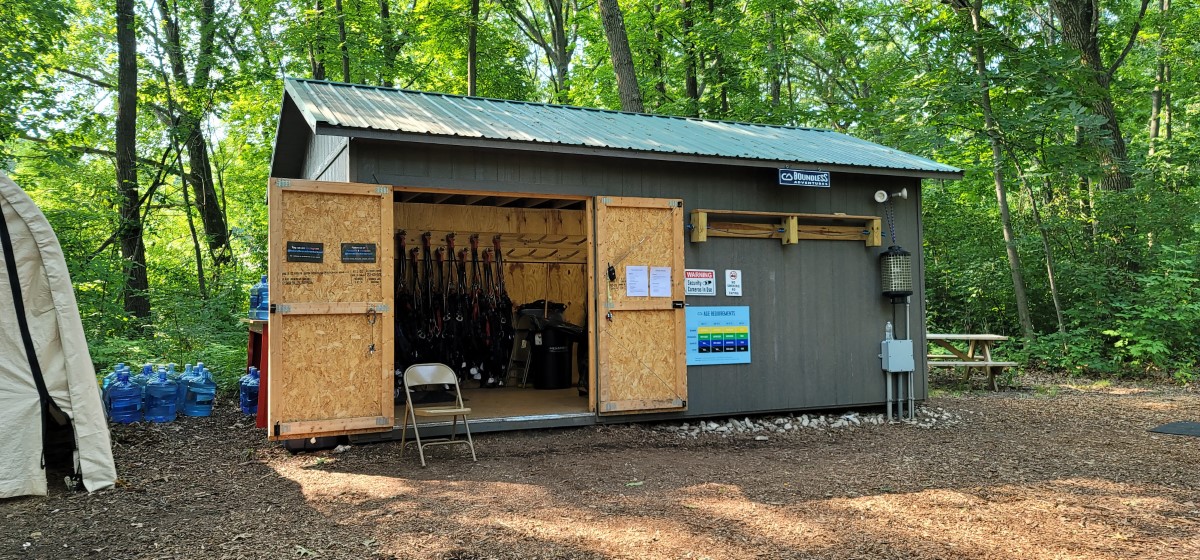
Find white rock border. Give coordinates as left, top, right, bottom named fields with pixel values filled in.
left=655, top=407, right=964, bottom=438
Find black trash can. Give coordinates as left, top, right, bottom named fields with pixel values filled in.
left=518, top=300, right=567, bottom=323
left=531, top=322, right=573, bottom=390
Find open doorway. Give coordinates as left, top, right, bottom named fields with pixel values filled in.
left=391, top=187, right=593, bottom=422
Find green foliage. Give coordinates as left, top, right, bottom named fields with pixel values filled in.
left=5, top=0, right=1200, bottom=389
left=0, top=0, right=72, bottom=146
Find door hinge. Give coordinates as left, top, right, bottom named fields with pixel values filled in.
left=277, top=179, right=291, bottom=188
left=274, top=304, right=292, bottom=314
left=376, top=416, right=390, bottom=426
left=372, top=304, right=390, bottom=313
left=375, top=186, right=390, bottom=195
left=601, top=197, right=612, bottom=205
left=672, top=300, right=685, bottom=308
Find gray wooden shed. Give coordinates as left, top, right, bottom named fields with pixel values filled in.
left=267, top=78, right=961, bottom=442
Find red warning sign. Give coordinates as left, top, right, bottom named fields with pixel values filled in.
left=685, top=269, right=716, bottom=296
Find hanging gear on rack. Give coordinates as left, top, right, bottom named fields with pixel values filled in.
left=467, top=234, right=499, bottom=386
left=483, top=238, right=515, bottom=381
left=481, top=248, right=504, bottom=387
left=394, top=231, right=418, bottom=373
left=420, top=232, right=439, bottom=344
left=443, top=234, right=467, bottom=377
left=409, top=247, right=423, bottom=350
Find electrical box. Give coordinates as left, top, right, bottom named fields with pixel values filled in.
left=880, top=339, right=914, bottom=373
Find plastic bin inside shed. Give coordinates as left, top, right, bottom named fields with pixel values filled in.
left=529, top=319, right=584, bottom=390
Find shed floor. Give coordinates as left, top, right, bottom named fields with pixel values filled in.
left=393, top=386, right=589, bottom=420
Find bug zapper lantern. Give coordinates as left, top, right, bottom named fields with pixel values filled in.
left=879, top=245, right=912, bottom=304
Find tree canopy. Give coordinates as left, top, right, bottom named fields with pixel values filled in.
left=4, top=0, right=1199, bottom=383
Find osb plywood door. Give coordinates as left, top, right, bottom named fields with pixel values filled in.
left=594, top=196, right=687, bottom=414
left=267, top=178, right=394, bottom=440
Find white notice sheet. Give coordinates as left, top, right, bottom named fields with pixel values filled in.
left=650, top=266, right=672, bottom=297
left=626, top=265, right=649, bottom=297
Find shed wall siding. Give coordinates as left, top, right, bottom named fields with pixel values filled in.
left=354, top=140, right=927, bottom=417
left=304, top=136, right=350, bottom=182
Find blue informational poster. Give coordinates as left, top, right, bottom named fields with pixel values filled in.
left=686, top=306, right=751, bottom=366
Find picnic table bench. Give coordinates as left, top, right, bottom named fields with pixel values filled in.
left=926, top=333, right=1019, bottom=390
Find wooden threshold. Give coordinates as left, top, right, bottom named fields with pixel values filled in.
left=395, top=386, right=589, bottom=421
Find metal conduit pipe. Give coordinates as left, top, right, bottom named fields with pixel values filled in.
left=906, top=297, right=914, bottom=420
left=886, top=371, right=893, bottom=422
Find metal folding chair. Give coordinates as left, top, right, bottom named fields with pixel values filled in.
left=400, top=363, right=477, bottom=466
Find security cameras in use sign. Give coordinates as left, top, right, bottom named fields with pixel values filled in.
left=685, top=269, right=716, bottom=296
left=778, top=169, right=830, bottom=187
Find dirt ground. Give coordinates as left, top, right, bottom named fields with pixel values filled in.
left=3, top=376, right=1199, bottom=560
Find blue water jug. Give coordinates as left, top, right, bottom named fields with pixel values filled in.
left=183, top=367, right=217, bottom=417
left=249, top=275, right=263, bottom=319
left=145, top=369, right=178, bottom=422
left=107, top=372, right=142, bottom=423
left=239, top=367, right=260, bottom=415
left=132, top=364, right=153, bottom=397
left=250, top=275, right=269, bottom=320
left=102, top=363, right=123, bottom=391
left=260, top=279, right=270, bottom=320
left=176, top=364, right=194, bottom=409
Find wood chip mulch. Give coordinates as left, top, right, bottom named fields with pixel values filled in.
left=2, top=379, right=1198, bottom=559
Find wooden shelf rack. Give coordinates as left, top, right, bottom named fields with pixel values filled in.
left=689, top=209, right=882, bottom=246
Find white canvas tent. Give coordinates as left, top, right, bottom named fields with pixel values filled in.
left=1, top=172, right=116, bottom=497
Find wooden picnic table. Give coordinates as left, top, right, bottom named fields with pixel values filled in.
left=926, top=333, right=1019, bottom=390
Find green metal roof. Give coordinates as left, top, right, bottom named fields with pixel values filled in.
left=283, top=78, right=961, bottom=178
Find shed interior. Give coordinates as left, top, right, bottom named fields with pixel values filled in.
left=391, top=187, right=594, bottom=421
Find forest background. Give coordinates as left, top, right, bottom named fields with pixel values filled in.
left=2, top=0, right=1197, bottom=387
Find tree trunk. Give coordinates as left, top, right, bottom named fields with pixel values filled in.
left=706, top=0, right=728, bottom=116
left=180, top=159, right=208, bottom=298
left=1050, top=0, right=1148, bottom=192
left=682, top=0, right=699, bottom=116
left=468, top=0, right=479, bottom=95
left=380, top=0, right=401, bottom=86
left=767, top=11, right=781, bottom=107
left=652, top=3, right=666, bottom=107
left=156, top=0, right=231, bottom=264
left=336, top=0, right=350, bottom=82
left=115, top=0, right=150, bottom=321
left=180, top=116, right=229, bottom=263
left=968, top=0, right=1034, bottom=341
left=597, top=0, right=643, bottom=112
left=501, top=0, right=574, bottom=103
left=550, top=1, right=571, bottom=102
left=312, top=0, right=327, bottom=80
left=1011, top=151, right=1067, bottom=336
left=1034, top=177, right=1067, bottom=336
left=1148, top=0, right=1169, bottom=156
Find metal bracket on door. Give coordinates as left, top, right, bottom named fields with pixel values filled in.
left=277, top=179, right=291, bottom=187
left=274, top=304, right=292, bottom=314
left=375, top=187, right=390, bottom=195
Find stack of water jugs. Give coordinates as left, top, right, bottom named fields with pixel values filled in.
left=239, top=367, right=260, bottom=416
left=102, top=362, right=219, bottom=423
left=102, top=362, right=262, bottom=422
left=249, top=275, right=269, bottom=320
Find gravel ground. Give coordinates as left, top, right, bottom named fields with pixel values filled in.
left=2, top=378, right=1199, bottom=560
